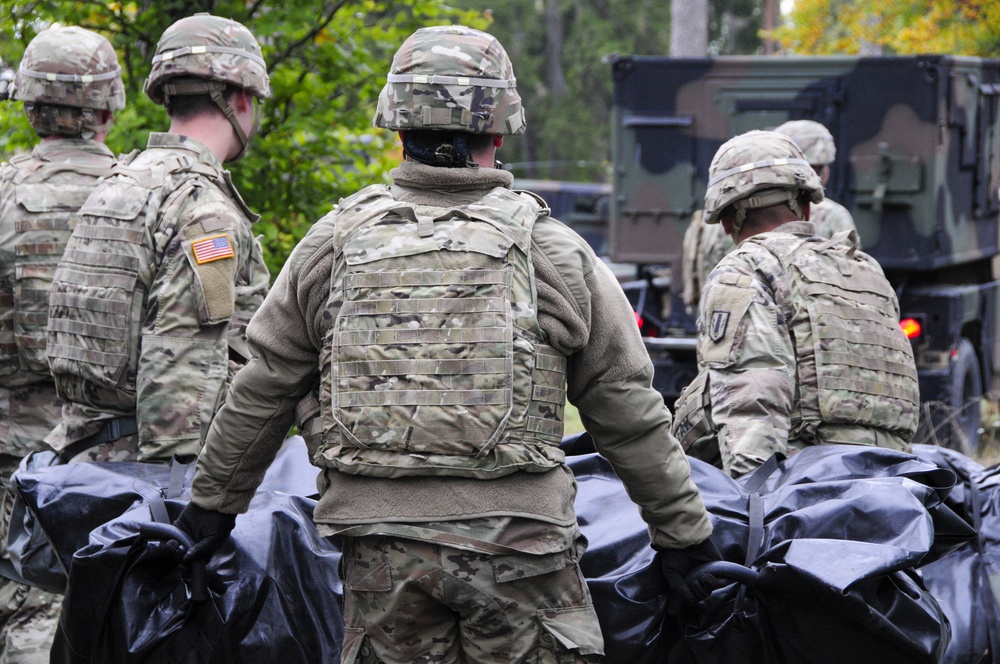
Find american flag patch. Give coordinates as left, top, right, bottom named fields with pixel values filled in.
left=192, top=234, right=235, bottom=264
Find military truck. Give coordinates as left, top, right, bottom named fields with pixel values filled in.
left=609, top=55, right=1000, bottom=453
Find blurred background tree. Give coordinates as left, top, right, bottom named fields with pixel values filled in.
left=451, top=0, right=764, bottom=182
left=0, top=0, right=486, bottom=276
left=774, top=0, right=1000, bottom=56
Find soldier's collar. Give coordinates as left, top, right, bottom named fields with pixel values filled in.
left=390, top=160, right=514, bottom=192
left=146, top=132, right=221, bottom=169
left=33, top=137, right=114, bottom=160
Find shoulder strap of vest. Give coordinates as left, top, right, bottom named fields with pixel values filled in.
left=332, top=184, right=397, bottom=248
left=464, top=187, right=544, bottom=253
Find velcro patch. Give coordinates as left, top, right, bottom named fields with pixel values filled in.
left=701, top=283, right=755, bottom=366
left=192, top=234, right=235, bottom=264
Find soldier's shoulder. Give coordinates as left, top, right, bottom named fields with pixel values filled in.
left=0, top=153, right=34, bottom=181
left=530, top=213, right=596, bottom=272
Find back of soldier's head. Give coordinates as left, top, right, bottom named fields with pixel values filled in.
left=374, top=25, right=525, bottom=168
left=704, top=130, right=824, bottom=233
left=9, top=25, right=125, bottom=139
left=773, top=120, right=836, bottom=167
left=144, top=13, right=270, bottom=160
left=144, top=13, right=269, bottom=111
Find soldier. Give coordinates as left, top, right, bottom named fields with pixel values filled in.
left=0, top=26, right=125, bottom=662
left=682, top=119, right=857, bottom=315
left=773, top=119, right=856, bottom=240
left=44, top=13, right=270, bottom=463
left=176, top=25, right=719, bottom=663
left=672, top=130, right=919, bottom=477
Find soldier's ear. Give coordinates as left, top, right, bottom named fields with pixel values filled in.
left=493, top=135, right=503, bottom=148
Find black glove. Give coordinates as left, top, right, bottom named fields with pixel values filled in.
left=659, top=538, right=725, bottom=610
left=173, top=502, right=237, bottom=562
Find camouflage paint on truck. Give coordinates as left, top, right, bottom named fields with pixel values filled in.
left=610, top=54, right=1000, bottom=451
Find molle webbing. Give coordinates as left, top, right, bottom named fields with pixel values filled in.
left=44, top=160, right=178, bottom=402
left=786, top=240, right=919, bottom=439
left=0, top=151, right=112, bottom=382
left=324, top=185, right=568, bottom=477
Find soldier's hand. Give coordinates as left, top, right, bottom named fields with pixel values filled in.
left=173, top=502, right=236, bottom=561
left=658, top=538, right=725, bottom=612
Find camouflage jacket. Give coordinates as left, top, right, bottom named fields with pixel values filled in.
left=0, top=138, right=115, bottom=456
left=46, top=133, right=269, bottom=460
left=192, top=160, right=713, bottom=552
left=682, top=197, right=858, bottom=314
left=672, top=221, right=919, bottom=477
left=810, top=197, right=857, bottom=242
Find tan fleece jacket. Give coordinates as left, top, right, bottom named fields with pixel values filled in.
left=191, top=162, right=712, bottom=550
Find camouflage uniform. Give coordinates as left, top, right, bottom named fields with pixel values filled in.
left=672, top=131, right=919, bottom=477
left=0, top=26, right=125, bottom=663
left=682, top=120, right=857, bottom=313
left=810, top=196, right=856, bottom=239
left=45, top=14, right=270, bottom=462
left=681, top=210, right=734, bottom=314
left=189, top=25, right=712, bottom=664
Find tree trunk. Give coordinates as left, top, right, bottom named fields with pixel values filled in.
left=670, top=0, right=708, bottom=57
left=545, top=0, right=568, bottom=96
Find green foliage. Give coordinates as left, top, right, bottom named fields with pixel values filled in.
left=775, top=0, right=1000, bottom=57
left=0, top=0, right=486, bottom=277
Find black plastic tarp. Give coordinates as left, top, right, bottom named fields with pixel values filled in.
left=567, top=442, right=974, bottom=664
left=9, top=438, right=983, bottom=663
left=911, top=444, right=1000, bottom=664
left=50, top=494, right=343, bottom=664
left=7, top=437, right=318, bottom=594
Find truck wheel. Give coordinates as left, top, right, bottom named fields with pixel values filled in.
left=945, top=339, right=982, bottom=455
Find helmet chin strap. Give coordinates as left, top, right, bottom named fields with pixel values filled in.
left=730, top=188, right=802, bottom=233
left=163, top=79, right=253, bottom=161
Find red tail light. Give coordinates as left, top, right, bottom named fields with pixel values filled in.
left=899, top=318, right=922, bottom=339
left=634, top=311, right=644, bottom=328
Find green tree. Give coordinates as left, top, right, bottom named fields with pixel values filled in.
left=0, top=0, right=486, bottom=276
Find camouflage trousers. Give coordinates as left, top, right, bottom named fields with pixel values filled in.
left=339, top=535, right=605, bottom=664
left=0, top=456, right=59, bottom=664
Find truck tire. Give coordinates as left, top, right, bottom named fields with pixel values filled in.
left=945, top=339, right=982, bottom=455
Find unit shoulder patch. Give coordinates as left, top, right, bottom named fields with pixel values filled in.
left=701, top=282, right=755, bottom=366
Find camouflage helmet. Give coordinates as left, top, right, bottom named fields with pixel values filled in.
left=704, top=130, right=824, bottom=226
left=774, top=119, right=836, bottom=166
left=373, top=25, right=525, bottom=135
left=10, top=26, right=125, bottom=111
left=144, top=13, right=270, bottom=105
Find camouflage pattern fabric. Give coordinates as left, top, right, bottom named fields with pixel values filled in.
left=339, top=535, right=603, bottom=664
left=0, top=139, right=115, bottom=457
left=683, top=196, right=857, bottom=317
left=11, top=26, right=124, bottom=140
left=144, top=13, right=269, bottom=105
left=10, top=26, right=124, bottom=111
left=0, top=456, right=60, bottom=664
left=46, top=132, right=269, bottom=461
left=674, top=221, right=918, bottom=477
left=703, top=131, right=823, bottom=226
left=374, top=25, right=525, bottom=135
left=320, top=184, right=567, bottom=479
left=322, top=515, right=578, bottom=557
left=773, top=119, right=836, bottom=166
left=681, top=209, right=735, bottom=313
left=810, top=197, right=857, bottom=241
